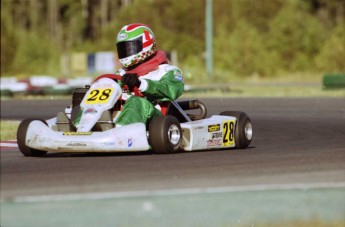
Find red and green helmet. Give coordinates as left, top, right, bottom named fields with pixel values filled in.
left=116, top=23, right=157, bottom=69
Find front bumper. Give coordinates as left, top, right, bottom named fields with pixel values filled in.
left=26, top=121, right=150, bottom=153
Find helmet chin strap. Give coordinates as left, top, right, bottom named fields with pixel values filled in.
left=124, top=51, right=169, bottom=76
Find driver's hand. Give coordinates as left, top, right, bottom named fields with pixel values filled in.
left=121, top=73, right=141, bottom=90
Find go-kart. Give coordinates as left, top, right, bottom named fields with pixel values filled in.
left=17, top=74, right=253, bottom=156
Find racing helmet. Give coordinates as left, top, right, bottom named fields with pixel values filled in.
left=116, top=23, right=157, bottom=69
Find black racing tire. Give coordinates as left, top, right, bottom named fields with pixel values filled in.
left=149, top=116, right=182, bottom=154
left=17, top=119, right=48, bottom=157
left=220, top=111, right=253, bottom=149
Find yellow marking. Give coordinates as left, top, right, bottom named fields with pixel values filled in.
left=85, top=88, right=113, bottom=104
left=208, top=124, right=220, bottom=132
left=63, top=132, right=92, bottom=136
left=222, top=120, right=235, bottom=147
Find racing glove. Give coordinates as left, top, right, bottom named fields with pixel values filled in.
left=121, top=73, right=141, bottom=90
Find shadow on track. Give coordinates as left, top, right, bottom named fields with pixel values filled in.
left=44, top=151, right=153, bottom=158
left=39, top=146, right=256, bottom=158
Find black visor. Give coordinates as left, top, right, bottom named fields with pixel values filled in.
left=116, top=37, right=143, bottom=59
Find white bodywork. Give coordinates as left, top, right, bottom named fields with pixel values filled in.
left=23, top=77, right=238, bottom=153
left=25, top=115, right=237, bottom=153
left=77, top=78, right=122, bottom=132
left=181, top=115, right=236, bottom=151
left=26, top=121, right=149, bottom=152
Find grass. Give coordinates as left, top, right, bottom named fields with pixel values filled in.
left=247, top=220, right=345, bottom=227
left=0, top=120, right=19, bottom=141
left=182, top=71, right=345, bottom=97
left=183, top=83, right=345, bottom=98
left=180, top=70, right=345, bottom=97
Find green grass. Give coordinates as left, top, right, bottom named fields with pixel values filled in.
left=182, top=72, right=345, bottom=97
left=183, top=83, right=345, bottom=98
left=249, top=220, right=345, bottom=227
left=0, top=120, right=19, bottom=141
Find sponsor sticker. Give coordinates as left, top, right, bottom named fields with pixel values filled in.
left=63, top=132, right=92, bottom=136
left=211, top=132, right=222, bottom=139
left=100, top=142, right=116, bottom=147
left=207, top=139, right=222, bottom=147
left=128, top=138, right=133, bottom=147
left=174, top=75, right=184, bottom=81
left=208, top=124, right=220, bottom=132
left=93, top=83, right=115, bottom=89
left=118, top=33, right=128, bottom=41
left=193, top=126, right=204, bottom=131
left=66, top=142, right=87, bottom=146
left=84, top=108, right=97, bottom=114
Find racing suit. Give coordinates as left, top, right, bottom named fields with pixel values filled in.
left=115, top=52, right=184, bottom=126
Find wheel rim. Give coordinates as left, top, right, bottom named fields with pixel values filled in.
left=168, top=124, right=181, bottom=145
left=244, top=121, right=253, bottom=141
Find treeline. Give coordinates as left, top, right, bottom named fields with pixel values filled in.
left=1, top=0, right=344, bottom=78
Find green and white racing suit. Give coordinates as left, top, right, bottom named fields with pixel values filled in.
left=115, top=64, right=184, bottom=126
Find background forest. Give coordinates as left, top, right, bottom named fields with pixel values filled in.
left=1, top=0, right=344, bottom=82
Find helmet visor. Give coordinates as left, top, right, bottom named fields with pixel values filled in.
left=116, top=37, right=143, bottom=59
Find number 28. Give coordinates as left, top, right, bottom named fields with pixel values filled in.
left=223, top=120, right=235, bottom=146
left=85, top=88, right=113, bottom=104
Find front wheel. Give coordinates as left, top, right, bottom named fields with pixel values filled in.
left=220, top=111, right=253, bottom=149
left=149, top=116, right=182, bottom=154
left=17, top=119, right=48, bottom=157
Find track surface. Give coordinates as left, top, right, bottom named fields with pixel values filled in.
left=1, top=97, right=345, bottom=200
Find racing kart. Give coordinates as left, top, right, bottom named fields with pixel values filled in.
left=17, top=74, right=253, bottom=156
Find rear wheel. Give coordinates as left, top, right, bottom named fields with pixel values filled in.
left=149, top=116, right=182, bottom=154
left=17, top=119, right=48, bottom=157
left=220, top=111, right=252, bottom=149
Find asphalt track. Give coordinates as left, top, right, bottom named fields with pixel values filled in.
left=1, top=97, right=345, bottom=226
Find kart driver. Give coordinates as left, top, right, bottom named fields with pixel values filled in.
left=113, top=23, right=184, bottom=126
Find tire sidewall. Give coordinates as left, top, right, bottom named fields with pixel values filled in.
left=17, top=119, right=48, bottom=157
left=165, top=117, right=182, bottom=151
left=236, top=116, right=251, bottom=149
left=149, top=116, right=182, bottom=154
